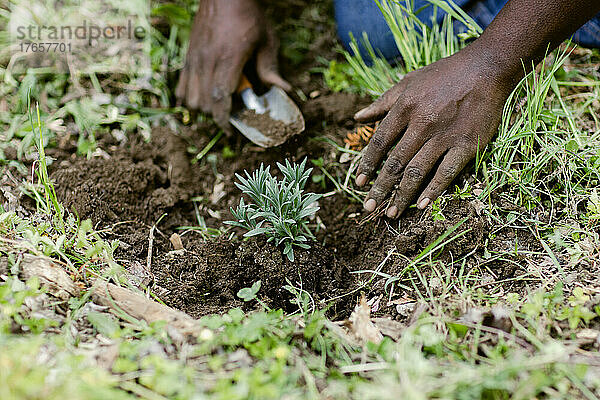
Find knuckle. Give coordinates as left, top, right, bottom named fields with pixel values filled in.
left=197, top=48, right=210, bottom=64
left=370, top=98, right=387, bottom=113
left=415, top=111, right=438, bottom=128
left=369, top=186, right=388, bottom=201
left=368, top=133, right=387, bottom=150
left=440, top=163, right=460, bottom=180
left=405, top=166, right=424, bottom=183
left=383, top=156, right=404, bottom=176
left=381, top=91, right=399, bottom=108
left=400, top=91, right=417, bottom=108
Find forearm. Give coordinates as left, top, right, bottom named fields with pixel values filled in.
left=468, top=0, right=600, bottom=85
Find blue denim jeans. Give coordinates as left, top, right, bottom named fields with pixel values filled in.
left=334, top=0, right=600, bottom=61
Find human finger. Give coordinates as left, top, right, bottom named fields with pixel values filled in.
left=386, top=139, right=446, bottom=218
left=355, top=102, right=409, bottom=190
left=416, top=147, right=472, bottom=209
left=354, top=81, right=406, bottom=122
left=256, top=27, right=291, bottom=91
left=362, top=123, right=427, bottom=211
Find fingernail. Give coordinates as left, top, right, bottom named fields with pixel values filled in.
left=364, top=199, right=377, bottom=212
left=386, top=206, right=398, bottom=218
left=418, top=198, right=430, bottom=209
left=356, top=174, right=368, bottom=186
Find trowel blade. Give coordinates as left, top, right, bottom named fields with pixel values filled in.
left=229, top=86, right=305, bottom=148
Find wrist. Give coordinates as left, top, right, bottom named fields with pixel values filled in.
left=458, top=37, right=527, bottom=91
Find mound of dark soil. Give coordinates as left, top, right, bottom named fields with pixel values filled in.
left=237, top=109, right=304, bottom=144
left=316, top=191, right=491, bottom=293
left=51, top=128, right=197, bottom=228
left=153, top=237, right=349, bottom=318
left=49, top=118, right=496, bottom=318
left=303, top=92, right=371, bottom=126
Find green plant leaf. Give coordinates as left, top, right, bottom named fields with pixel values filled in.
left=87, top=310, right=120, bottom=338
left=237, top=281, right=262, bottom=302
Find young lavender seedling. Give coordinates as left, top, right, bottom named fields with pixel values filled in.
left=225, top=158, right=322, bottom=262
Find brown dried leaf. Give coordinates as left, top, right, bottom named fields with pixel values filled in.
left=348, top=294, right=383, bottom=345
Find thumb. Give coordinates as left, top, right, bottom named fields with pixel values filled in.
left=211, top=86, right=234, bottom=137
left=354, top=83, right=405, bottom=122
left=211, top=47, right=254, bottom=136
left=255, top=28, right=292, bottom=91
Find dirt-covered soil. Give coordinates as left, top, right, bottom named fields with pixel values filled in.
left=46, top=89, right=535, bottom=319
left=236, top=108, right=304, bottom=145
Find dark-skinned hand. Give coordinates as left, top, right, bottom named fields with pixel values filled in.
left=353, top=0, right=600, bottom=219
left=353, top=51, right=512, bottom=218
left=176, top=0, right=290, bottom=134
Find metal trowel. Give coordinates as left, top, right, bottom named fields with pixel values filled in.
left=229, top=75, right=305, bottom=148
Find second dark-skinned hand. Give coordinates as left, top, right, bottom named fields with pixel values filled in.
left=353, top=49, right=514, bottom=218
left=176, top=0, right=290, bottom=134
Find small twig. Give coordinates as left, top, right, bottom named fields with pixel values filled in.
left=569, top=353, right=600, bottom=367
left=340, top=362, right=390, bottom=374
left=146, top=225, right=155, bottom=272
left=459, top=320, right=534, bottom=352
left=146, top=214, right=167, bottom=271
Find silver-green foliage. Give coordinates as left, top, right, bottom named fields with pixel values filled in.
left=226, top=159, right=321, bottom=262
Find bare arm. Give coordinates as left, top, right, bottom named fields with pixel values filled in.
left=473, top=0, right=600, bottom=85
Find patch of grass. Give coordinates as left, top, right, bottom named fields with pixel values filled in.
left=477, top=46, right=600, bottom=272
left=481, top=48, right=596, bottom=207
left=3, top=260, right=600, bottom=399
left=0, top=0, right=195, bottom=165
left=275, top=0, right=336, bottom=66
left=0, top=276, right=56, bottom=334
left=1, top=102, right=121, bottom=278
left=317, top=58, right=362, bottom=93
left=336, top=0, right=482, bottom=96
left=0, top=335, right=134, bottom=400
